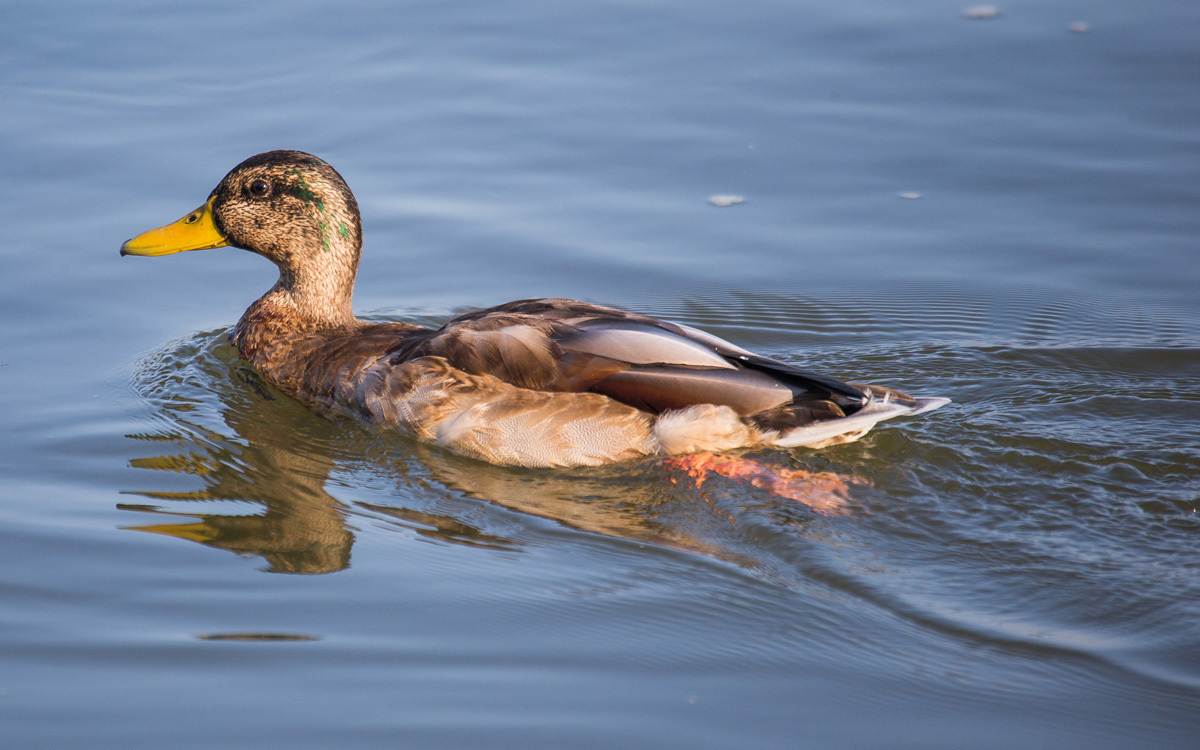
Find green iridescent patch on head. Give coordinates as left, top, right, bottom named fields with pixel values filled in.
left=338, top=223, right=350, bottom=239
left=283, top=167, right=321, bottom=204
left=317, top=220, right=331, bottom=252
left=284, top=182, right=316, bottom=203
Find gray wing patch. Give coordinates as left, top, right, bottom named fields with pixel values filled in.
left=669, top=322, right=757, bottom=359
left=555, top=320, right=737, bottom=369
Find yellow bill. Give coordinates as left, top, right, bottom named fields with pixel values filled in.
left=120, top=196, right=229, bottom=256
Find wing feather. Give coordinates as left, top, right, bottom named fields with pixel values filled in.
left=399, top=298, right=866, bottom=419
left=555, top=320, right=737, bottom=369
left=419, top=324, right=562, bottom=390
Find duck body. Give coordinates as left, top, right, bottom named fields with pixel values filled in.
left=122, top=150, right=948, bottom=468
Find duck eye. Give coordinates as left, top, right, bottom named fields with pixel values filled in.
left=248, top=179, right=271, bottom=197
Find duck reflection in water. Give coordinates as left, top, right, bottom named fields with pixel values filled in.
left=122, top=336, right=864, bottom=575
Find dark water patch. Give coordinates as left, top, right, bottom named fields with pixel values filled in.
left=196, top=632, right=319, bottom=642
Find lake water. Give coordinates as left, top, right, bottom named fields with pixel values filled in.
left=2, top=1, right=1198, bottom=747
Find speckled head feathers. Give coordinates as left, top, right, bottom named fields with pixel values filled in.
left=209, top=150, right=362, bottom=268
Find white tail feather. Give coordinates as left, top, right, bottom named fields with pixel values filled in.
left=770, top=396, right=950, bottom=448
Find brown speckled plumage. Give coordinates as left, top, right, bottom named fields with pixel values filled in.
left=123, top=150, right=948, bottom=467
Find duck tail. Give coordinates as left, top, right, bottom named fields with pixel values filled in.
left=763, top=386, right=949, bottom=449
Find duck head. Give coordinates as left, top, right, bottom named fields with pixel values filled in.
left=121, top=150, right=363, bottom=325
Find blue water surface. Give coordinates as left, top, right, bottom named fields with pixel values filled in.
left=1, top=1, right=1198, bottom=748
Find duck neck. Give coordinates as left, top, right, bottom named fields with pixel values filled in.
left=272, top=253, right=359, bottom=328
left=233, top=236, right=363, bottom=369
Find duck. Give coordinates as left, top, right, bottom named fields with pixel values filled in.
left=121, top=150, right=948, bottom=468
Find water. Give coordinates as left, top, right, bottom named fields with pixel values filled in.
left=2, top=1, right=1199, bottom=747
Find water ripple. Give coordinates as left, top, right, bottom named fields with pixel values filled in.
left=120, top=289, right=1200, bottom=697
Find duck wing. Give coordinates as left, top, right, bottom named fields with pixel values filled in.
left=396, top=298, right=868, bottom=421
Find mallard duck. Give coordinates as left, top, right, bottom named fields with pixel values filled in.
left=121, top=150, right=948, bottom=468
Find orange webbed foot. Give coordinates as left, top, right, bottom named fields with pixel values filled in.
left=663, top=453, right=866, bottom=514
